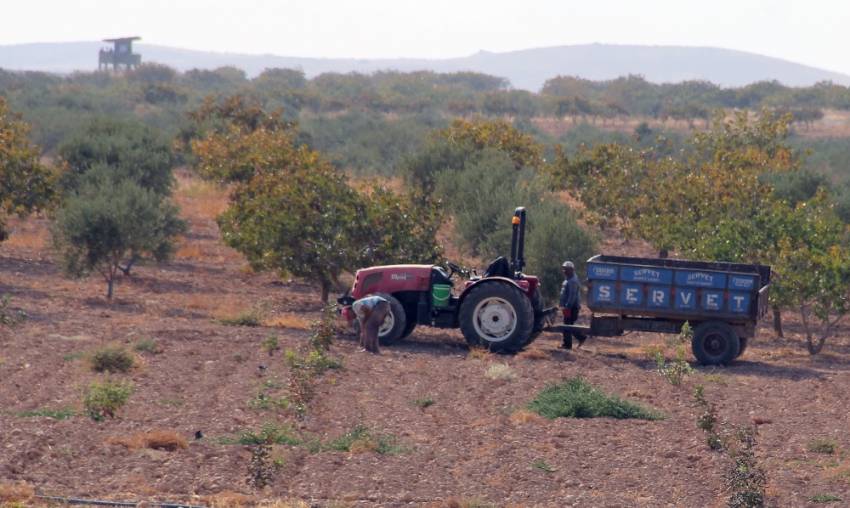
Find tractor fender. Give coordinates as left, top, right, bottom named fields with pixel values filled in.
left=457, top=277, right=530, bottom=305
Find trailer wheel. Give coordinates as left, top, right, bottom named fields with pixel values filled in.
left=692, top=321, right=740, bottom=366
left=459, top=282, right=534, bottom=353
left=375, top=293, right=408, bottom=345
left=736, top=337, right=748, bottom=358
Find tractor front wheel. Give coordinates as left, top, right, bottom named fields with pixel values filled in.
left=376, top=293, right=408, bottom=345
left=459, top=283, right=534, bottom=353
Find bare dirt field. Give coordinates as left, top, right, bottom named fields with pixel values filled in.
left=2, top=176, right=850, bottom=507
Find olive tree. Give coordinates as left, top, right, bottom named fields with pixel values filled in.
left=436, top=148, right=595, bottom=301
left=525, top=199, right=597, bottom=302
left=52, top=168, right=186, bottom=299
left=404, top=117, right=546, bottom=191
left=58, top=117, right=176, bottom=196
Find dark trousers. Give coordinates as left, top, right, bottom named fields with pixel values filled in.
left=562, top=304, right=585, bottom=348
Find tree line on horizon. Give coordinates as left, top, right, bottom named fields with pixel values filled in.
left=4, top=62, right=850, bottom=188
left=2, top=63, right=850, bottom=148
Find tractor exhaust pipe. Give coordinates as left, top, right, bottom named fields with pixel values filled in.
left=510, top=207, right=526, bottom=275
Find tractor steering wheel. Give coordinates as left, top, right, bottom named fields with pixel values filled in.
left=446, top=261, right=465, bottom=279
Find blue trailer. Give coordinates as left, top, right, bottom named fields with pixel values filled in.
left=553, top=255, right=771, bottom=365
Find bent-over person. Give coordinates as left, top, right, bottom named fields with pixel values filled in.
left=351, top=294, right=389, bottom=354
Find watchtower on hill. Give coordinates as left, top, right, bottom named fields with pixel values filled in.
left=98, top=37, right=142, bottom=71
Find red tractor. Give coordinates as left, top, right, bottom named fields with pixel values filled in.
left=338, top=207, right=547, bottom=352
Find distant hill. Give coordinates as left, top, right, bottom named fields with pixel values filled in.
left=2, top=41, right=849, bottom=90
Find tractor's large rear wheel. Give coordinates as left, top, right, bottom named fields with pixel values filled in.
left=459, top=283, right=534, bottom=353
left=524, top=287, right=545, bottom=346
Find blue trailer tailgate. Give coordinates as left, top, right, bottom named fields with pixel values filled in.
left=586, top=256, right=766, bottom=322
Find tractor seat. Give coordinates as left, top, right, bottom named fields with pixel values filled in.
left=484, top=256, right=512, bottom=278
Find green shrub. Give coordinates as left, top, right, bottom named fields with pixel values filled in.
left=249, top=392, right=289, bottom=411
left=528, top=377, right=662, bottom=420
left=249, top=379, right=289, bottom=411
left=232, top=423, right=301, bottom=446
left=261, top=335, right=280, bottom=355
left=326, top=424, right=407, bottom=455
left=655, top=346, right=694, bottom=386
left=284, top=346, right=342, bottom=414
left=693, top=385, right=723, bottom=451
left=286, top=348, right=342, bottom=377
left=810, top=494, right=842, bottom=504
left=0, top=295, right=27, bottom=326
left=218, top=309, right=262, bottom=327
left=532, top=459, right=555, bottom=473
left=133, top=338, right=160, bottom=354
left=808, top=438, right=837, bottom=454
left=17, top=408, right=75, bottom=420
left=90, top=347, right=135, bottom=373
left=246, top=442, right=278, bottom=489
left=726, top=427, right=766, bottom=508
left=413, top=397, right=435, bottom=408
left=83, top=379, right=133, bottom=421
left=308, top=304, right=337, bottom=351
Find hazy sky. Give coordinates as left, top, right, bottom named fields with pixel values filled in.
left=4, top=0, right=850, bottom=75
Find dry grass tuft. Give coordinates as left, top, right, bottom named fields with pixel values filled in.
left=467, top=346, right=492, bottom=361
left=205, top=491, right=255, bottom=508
left=431, top=498, right=495, bottom=508
left=0, top=482, right=35, bottom=503
left=205, top=492, right=310, bottom=508
left=264, top=313, right=311, bottom=330
left=348, top=438, right=379, bottom=454
left=517, top=348, right=548, bottom=361
left=107, top=430, right=188, bottom=452
left=257, top=500, right=311, bottom=508
left=510, top=409, right=546, bottom=425
left=484, top=363, right=517, bottom=381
